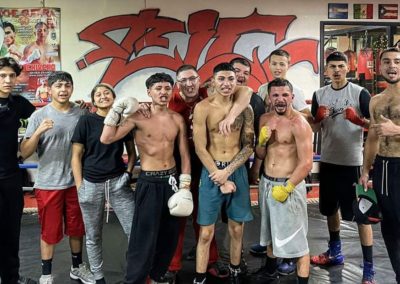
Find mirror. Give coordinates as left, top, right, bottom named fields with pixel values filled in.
left=320, top=21, right=400, bottom=95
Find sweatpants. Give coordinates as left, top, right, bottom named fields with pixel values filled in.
left=78, top=173, right=135, bottom=280
left=373, top=155, right=400, bottom=283
left=125, top=169, right=180, bottom=284
left=0, top=172, right=23, bottom=284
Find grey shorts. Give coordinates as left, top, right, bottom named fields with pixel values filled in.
left=259, top=174, right=309, bottom=258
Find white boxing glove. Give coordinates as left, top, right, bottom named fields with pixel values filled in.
left=168, top=189, right=194, bottom=217
left=104, top=97, right=139, bottom=126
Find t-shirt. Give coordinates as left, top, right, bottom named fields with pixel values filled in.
left=24, top=103, right=86, bottom=189
left=71, top=113, right=132, bottom=183
left=168, top=87, right=208, bottom=149
left=0, top=95, right=35, bottom=179
left=311, top=82, right=370, bottom=166
left=258, top=82, right=308, bottom=112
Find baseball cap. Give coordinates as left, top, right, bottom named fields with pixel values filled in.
left=353, top=184, right=382, bottom=224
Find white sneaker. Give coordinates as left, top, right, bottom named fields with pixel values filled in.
left=39, top=274, right=53, bottom=284
left=70, top=263, right=95, bottom=284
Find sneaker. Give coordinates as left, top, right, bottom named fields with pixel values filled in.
left=18, top=276, right=37, bottom=284
left=249, top=244, right=267, bottom=257
left=248, top=266, right=279, bottom=283
left=193, top=278, right=206, bottom=284
left=277, top=259, right=296, bottom=275
left=310, top=241, right=344, bottom=266
left=186, top=245, right=196, bottom=261
left=207, top=261, right=229, bottom=278
left=70, top=263, right=96, bottom=284
left=155, top=270, right=177, bottom=283
left=362, top=261, right=376, bottom=284
left=39, top=275, right=53, bottom=284
left=229, top=266, right=243, bottom=284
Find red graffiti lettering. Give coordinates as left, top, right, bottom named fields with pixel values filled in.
left=76, top=9, right=319, bottom=90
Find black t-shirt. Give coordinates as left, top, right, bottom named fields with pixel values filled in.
left=250, top=92, right=266, bottom=136
left=71, top=113, right=133, bottom=183
left=0, top=95, right=35, bottom=179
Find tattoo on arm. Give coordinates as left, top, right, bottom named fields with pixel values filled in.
left=226, top=107, right=254, bottom=175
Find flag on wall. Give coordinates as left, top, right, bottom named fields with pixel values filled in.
left=378, top=4, right=398, bottom=19
left=0, top=7, right=61, bottom=105
left=354, top=4, right=373, bottom=19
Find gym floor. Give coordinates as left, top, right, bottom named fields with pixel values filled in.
left=18, top=200, right=396, bottom=284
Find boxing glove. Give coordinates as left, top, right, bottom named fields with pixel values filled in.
left=104, top=97, right=139, bottom=126
left=257, top=125, right=272, bottom=147
left=272, top=181, right=295, bottom=203
left=168, top=189, right=194, bottom=217
left=344, top=107, right=365, bottom=127
left=314, top=105, right=329, bottom=123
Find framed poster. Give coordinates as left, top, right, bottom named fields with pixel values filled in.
left=0, top=7, right=61, bottom=106
left=328, top=3, right=349, bottom=19
left=354, top=4, right=373, bottom=19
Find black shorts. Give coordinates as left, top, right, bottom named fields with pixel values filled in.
left=319, top=162, right=361, bottom=221
left=373, top=155, right=400, bottom=224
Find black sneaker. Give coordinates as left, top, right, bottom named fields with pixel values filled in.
left=229, top=266, right=243, bottom=284
left=155, top=270, right=177, bottom=283
left=248, top=267, right=279, bottom=283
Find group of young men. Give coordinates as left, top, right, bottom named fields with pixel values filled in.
left=0, top=46, right=399, bottom=284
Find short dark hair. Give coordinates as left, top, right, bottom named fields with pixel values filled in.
left=47, top=71, right=74, bottom=87
left=213, top=62, right=235, bottom=75
left=379, top=47, right=400, bottom=60
left=90, top=83, right=116, bottom=104
left=145, top=72, right=174, bottom=89
left=267, top=78, right=293, bottom=94
left=229, top=57, right=251, bottom=72
left=34, top=21, right=48, bottom=30
left=0, top=57, right=23, bottom=76
left=3, top=21, right=15, bottom=32
left=176, top=64, right=197, bottom=76
left=326, top=51, right=348, bottom=64
left=269, top=49, right=290, bottom=61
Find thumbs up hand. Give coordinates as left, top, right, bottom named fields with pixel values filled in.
left=371, top=115, right=400, bottom=137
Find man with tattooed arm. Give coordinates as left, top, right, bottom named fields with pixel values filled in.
left=192, top=63, right=254, bottom=284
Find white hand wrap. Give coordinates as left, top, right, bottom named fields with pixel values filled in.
left=104, top=97, right=139, bottom=126
left=179, top=174, right=191, bottom=190
left=168, top=189, right=193, bottom=217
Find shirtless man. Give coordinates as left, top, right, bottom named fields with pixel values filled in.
left=192, top=63, right=254, bottom=284
left=250, top=78, right=313, bottom=284
left=22, top=22, right=53, bottom=64
left=100, top=72, right=191, bottom=284
left=360, top=47, right=400, bottom=283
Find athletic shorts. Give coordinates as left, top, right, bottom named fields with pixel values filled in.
left=373, top=155, right=400, bottom=224
left=319, top=162, right=360, bottom=221
left=35, top=186, right=85, bottom=244
left=260, top=174, right=309, bottom=258
left=197, top=163, right=253, bottom=226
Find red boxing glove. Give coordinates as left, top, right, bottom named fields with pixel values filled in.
left=345, top=107, right=365, bottom=127
left=314, top=105, right=329, bottom=123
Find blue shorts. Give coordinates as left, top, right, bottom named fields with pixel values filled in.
left=197, top=165, right=253, bottom=225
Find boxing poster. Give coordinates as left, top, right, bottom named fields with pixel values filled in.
left=0, top=7, right=61, bottom=105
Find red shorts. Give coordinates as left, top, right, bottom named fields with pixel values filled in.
left=35, top=186, right=85, bottom=244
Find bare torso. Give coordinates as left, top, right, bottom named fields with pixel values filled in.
left=204, top=96, right=243, bottom=162
left=130, top=109, right=181, bottom=171
left=372, top=93, right=400, bottom=157
left=263, top=111, right=304, bottom=178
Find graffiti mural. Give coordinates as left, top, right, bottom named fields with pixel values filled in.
left=76, top=8, right=319, bottom=93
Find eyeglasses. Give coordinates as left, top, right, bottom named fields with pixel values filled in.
left=177, top=76, right=199, bottom=85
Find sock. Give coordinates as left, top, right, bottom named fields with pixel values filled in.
left=96, top=278, right=106, bottom=284
left=266, top=256, right=277, bottom=274
left=194, top=272, right=206, bottom=283
left=71, top=252, right=82, bottom=268
left=329, top=230, right=340, bottom=242
left=41, top=259, right=52, bottom=275
left=297, top=275, right=309, bottom=284
left=362, top=245, right=373, bottom=263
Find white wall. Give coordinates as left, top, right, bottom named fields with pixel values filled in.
left=1, top=0, right=399, bottom=101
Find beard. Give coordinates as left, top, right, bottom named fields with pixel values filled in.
left=383, top=75, right=400, bottom=85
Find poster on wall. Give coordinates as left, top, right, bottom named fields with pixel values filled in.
left=328, top=3, right=348, bottom=19
left=354, top=4, right=373, bottom=19
left=378, top=4, right=398, bottom=19
left=0, top=7, right=61, bottom=106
